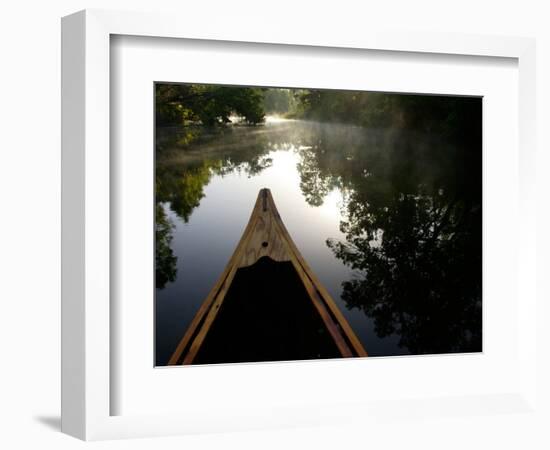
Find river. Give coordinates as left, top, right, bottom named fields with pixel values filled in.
left=155, top=117, right=482, bottom=366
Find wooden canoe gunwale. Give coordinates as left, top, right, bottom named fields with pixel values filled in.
left=167, top=188, right=367, bottom=365
left=166, top=194, right=263, bottom=366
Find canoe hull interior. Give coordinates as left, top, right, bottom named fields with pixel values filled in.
left=167, top=188, right=367, bottom=365
left=193, top=256, right=342, bottom=365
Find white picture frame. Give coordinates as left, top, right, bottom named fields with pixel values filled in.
left=61, top=9, right=537, bottom=441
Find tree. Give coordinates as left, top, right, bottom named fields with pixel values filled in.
left=292, top=117, right=482, bottom=354
left=155, top=204, right=177, bottom=289
left=293, top=89, right=481, bottom=146
left=155, top=83, right=265, bottom=126
left=263, top=88, right=296, bottom=114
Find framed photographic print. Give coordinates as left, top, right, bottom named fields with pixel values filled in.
left=154, top=83, right=481, bottom=367
left=62, top=9, right=538, bottom=440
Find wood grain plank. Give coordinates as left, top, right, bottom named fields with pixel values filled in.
left=179, top=191, right=282, bottom=364
left=265, top=189, right=368, bottom=357
left=167, top=195, right=264, bottom=365
left=167, top=188, right=367, bottom=365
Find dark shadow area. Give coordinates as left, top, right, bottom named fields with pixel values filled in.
left=34, top=415, right=61, bottom=431
left=194, top=257, right=341, bottom=364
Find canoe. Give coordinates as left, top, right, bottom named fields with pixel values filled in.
left=167, top=188, right=367, bottom=365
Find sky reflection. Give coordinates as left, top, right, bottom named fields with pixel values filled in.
left=155, top=118, right=481, bottom=365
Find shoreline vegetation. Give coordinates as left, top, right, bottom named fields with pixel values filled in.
left=155, top=84, right=481, bottom=152
left=155, top=83, right=482, bottom=359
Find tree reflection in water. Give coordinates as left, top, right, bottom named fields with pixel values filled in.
left=155, top=203, right=177, bottom=289
left=155, top=125, right=275, bottom=289
left=327, top=192, right=482, bottom=354
left=156, top=117, right=482, bottom=355
left=294, top=122, right=482, bottom=355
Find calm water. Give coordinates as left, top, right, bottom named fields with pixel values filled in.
left=155, top=118, right=482, bottom=366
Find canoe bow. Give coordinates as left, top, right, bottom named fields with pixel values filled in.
left=167, top=188, right=367, bottom=365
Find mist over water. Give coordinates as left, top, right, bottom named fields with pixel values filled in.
left=155, top=118, right=482, bottom=366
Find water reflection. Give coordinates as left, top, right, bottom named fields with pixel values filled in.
left=156, top=126, right=275, bottom=222
left=155, top=204, right=177, bottom=289
left=155, top=119, right=481, bottom=364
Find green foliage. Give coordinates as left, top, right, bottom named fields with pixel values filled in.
left=327, top=191, right=482, bottom=354
left=155, top=84, right=265, bottom=127
left=296, top=145, right=339, bottom=207
left=263, top=88, right=297, bottom=115
left=156, top=161, right=214, bottom=222
left=155, top=204, right=177, bottom=289
left=154, top=85, right=482, bottom=353
left=290, top=119, right=482, bottom=354
left=155, top=84, right=186, bottom=126
left=156, top=125, right=274, bottom=223
left=294, top=89, right=481, bottom=145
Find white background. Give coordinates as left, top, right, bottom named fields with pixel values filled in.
left=1, top=1, right=549, bottom=449
left=112, top=36, right=520, bottom=417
